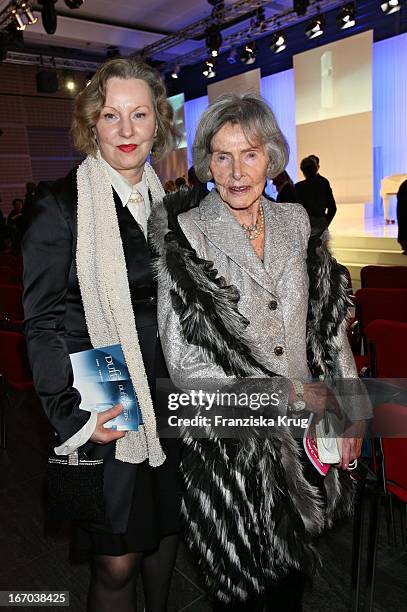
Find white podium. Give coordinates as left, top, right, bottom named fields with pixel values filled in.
left=380, top=173, right=407, bottom=222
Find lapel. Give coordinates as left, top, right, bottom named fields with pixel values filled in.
left=193, top=190, right=276, bottom=294
left=262, top=199, right=293, bottom=284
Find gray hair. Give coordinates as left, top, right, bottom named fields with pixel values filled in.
left=192, top=92, right=289, bottom=182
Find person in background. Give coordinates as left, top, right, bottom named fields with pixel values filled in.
left=175, top=176, right=187, bottom=191
left=272, top=170, right=297, bottom=203
left=188, top=165, right=209, bottom=196
left=7, top=197, right=24, bottom=253
left=24, top=182, right=37, bottom=209
left=7, top=198, right=24, bottom=229
left=295, top=156, right=337, bottom=229
left=397, top=179, right=407, bottom=254
left=23, top=56, right=181, bottom=612
left=164, top=179, right=176, bottom=193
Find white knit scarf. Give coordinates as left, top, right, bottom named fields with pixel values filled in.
left=76, top=152, right=166, bottom=466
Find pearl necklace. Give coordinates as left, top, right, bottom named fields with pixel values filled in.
left=241, top=203, right=264, bottom=240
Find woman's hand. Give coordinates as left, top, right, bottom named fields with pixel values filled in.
left=337, top=419, right=366, bottom=470
left=89, top=404, right=127, bottom=444
left=291, top=381, right=341, bottom=422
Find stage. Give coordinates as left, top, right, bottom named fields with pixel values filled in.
left=329, top=203, right=406, bottom=291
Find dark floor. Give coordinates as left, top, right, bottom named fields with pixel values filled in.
left=0, top=390, right=406, bottom=612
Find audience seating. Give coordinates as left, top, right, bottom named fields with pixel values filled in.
left=351, top=288, right=407, bottom=360
left=0, top=254, right=23, bottom=271
left=0, top=266, right=21, bottom=286
left=361, top=265, right=407, bottom=289
left=350, top=319, right=407, bottom=612
left=0, top=330, right=33, bottom=449
left=0, top=284, right=24, bottom=323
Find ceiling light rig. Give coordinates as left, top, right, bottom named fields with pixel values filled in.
left=202, top=58, right=216, bottom=78
left=380, top=0, right=402, bottom=14
left=21, top=2, right=37, bottom=25
left=269, top=29, right=287, bottom=53
left=11, top=6, right=26, bottom=30
left=305, top=12, right=325, bottom=38
left=206, top=26, right=222, bottom=57
left=209, top=0, right=225, bottom=23
left=38, top=0, right=58, bottom=35
left=64, top=0, right=85, bottom=8
left=294, top=0, right=310, bottom=16
left=9, top=2, right=38, bottom=31
left=337, top=2, right=356, bottom=29
left=171, top=63, right=180, bottom=79
left=240, top=40, right=256, bottom=64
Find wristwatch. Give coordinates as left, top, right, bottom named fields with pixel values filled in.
left=290, top=379, right=306, bottom=413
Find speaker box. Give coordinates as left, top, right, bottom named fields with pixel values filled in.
left=36, top=70, right=59, bottom=94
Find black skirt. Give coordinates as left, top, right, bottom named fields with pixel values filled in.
left=72, top=323, right=183, bottom=557
left=73, top=437, right=182, bottom=557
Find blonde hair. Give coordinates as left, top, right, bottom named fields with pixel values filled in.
left=71, top=56, right=178, bottom=159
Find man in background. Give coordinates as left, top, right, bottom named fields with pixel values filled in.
left=295, top=155, right=337, bottom=229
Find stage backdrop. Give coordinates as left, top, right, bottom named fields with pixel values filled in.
left=207, top=68, right=261, bottom=104
left=152, top=93, right=188, bottom=185
left=294, top=30, right=373, bottom=205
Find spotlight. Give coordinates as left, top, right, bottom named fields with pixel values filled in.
left=380, top=1, right=401, bottom=14
left=38, top=0, right=57, bottom=35
left=202, top=59, right=216, bottom=79
left=269, top=30, right=286, bottom=53
left=21, top=2, right=38, bottom=25
left=171, top=64, right=180, bottom=79
left=85, top=71, right=94, bottom=86
left=11, top=8, right=26, bottom=31
left=337, top=2, right=356, bottom=29
left=240, top=41, right=256, bottom=65
left=64, top=72, right=77, bottom=91
left=64, top=0, right=85, bottom=7
left=226, top=48, right=238, bottom=64
left=305, top=14, right=325, bottom=39
left=206, top=26, right=222, bottom=58
left=294, top=0, right=310, bottom=16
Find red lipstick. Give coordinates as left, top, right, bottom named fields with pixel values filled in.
left=118, top=144, right=137, bottom=153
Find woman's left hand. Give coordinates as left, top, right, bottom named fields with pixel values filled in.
left=337, top=419, right=366, bottom=470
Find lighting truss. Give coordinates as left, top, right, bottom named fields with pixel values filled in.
left=159, top=0, right=346, bottom=76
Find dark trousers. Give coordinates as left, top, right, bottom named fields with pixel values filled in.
left=213, top=570, right=306, bottom=612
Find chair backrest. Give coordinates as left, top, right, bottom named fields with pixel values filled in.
left=354, top=288, right=407, bottom=334
left=365, top=320, right=407, bottom=378
left=373, top=403, right=407, bottom=497
left=0, top=266, right=20, bottom=286
left=0, top=254, right=21, bottom=270
left=361, top=265, right=407, bottom=289
left=0, top=284, right=23, bottom=321
left=0, top=330, right=33, bottom=390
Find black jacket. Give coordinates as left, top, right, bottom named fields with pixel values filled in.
left=22, top=168, right=160, bottom=532
left=295, top=174, right=337, bottom=226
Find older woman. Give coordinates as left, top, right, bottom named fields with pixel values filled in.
left=151, top=93, right=365, bottom=611
left=23, top=57, right=180, bottom=612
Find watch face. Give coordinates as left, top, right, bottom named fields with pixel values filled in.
left=292, top=400, right=307, bottom=412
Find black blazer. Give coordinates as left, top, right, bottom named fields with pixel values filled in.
left=295, top=174, right=337, bottom=226
left=22, top=168, right=160, bottom=532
